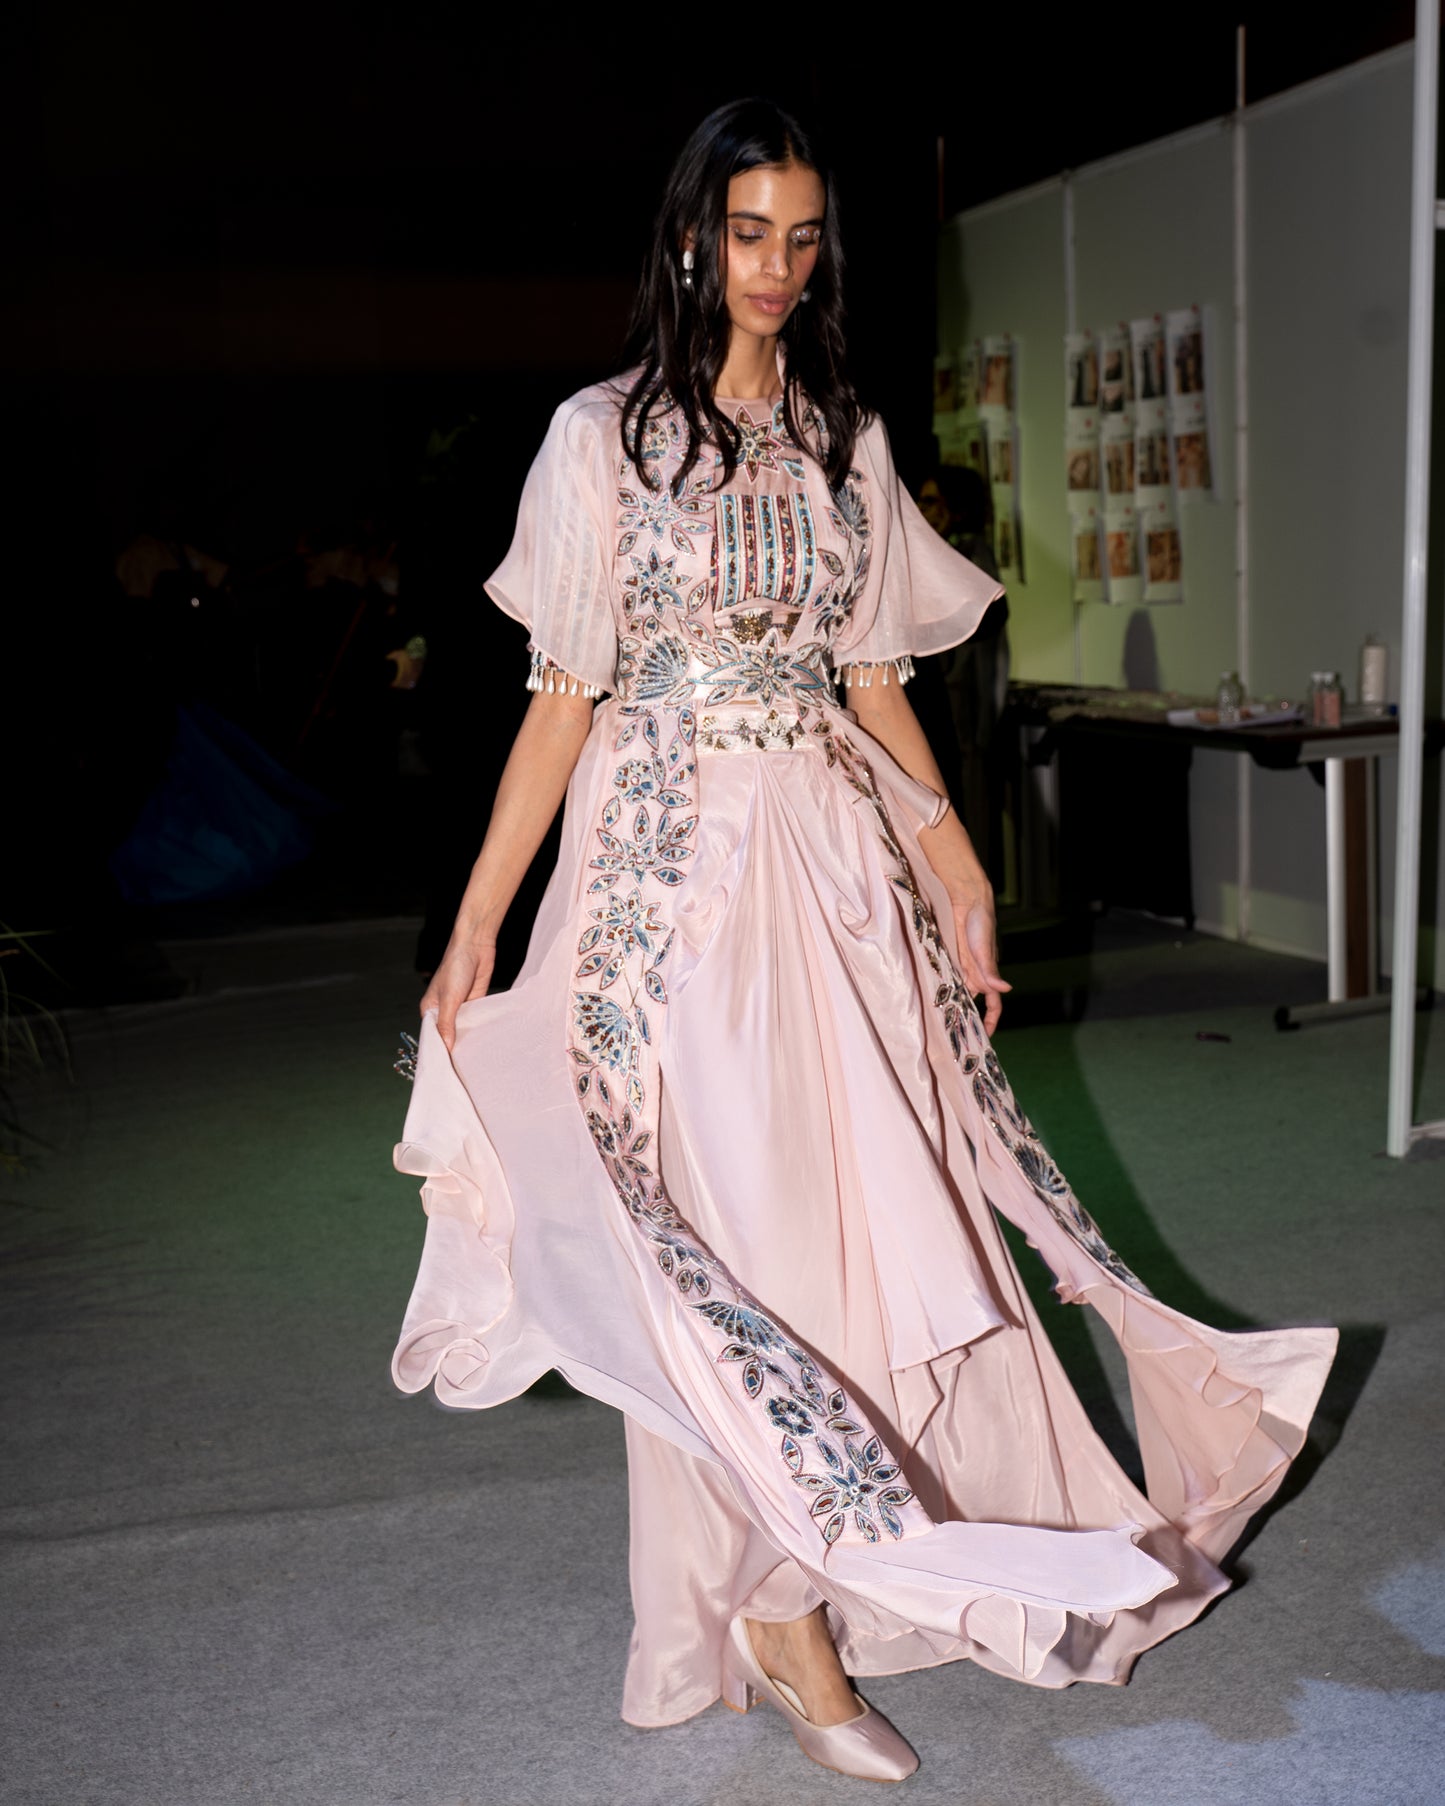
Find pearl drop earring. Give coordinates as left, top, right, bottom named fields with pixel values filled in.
left=682, top=249, right=695, bottom=289
left=800, top=287, right=812, bottom=303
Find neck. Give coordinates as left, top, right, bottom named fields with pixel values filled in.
left=716, top=330, right=780, bottom=401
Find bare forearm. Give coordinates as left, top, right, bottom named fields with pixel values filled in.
left=846, top=670, right=1009, bottom=1026
left=454, top=692, right=594, bottom=944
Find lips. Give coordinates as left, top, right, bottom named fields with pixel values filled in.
left=748, top=293, right=794, bottom=316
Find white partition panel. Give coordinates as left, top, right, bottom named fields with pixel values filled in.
left=939, top=44, right=1442, bottom=988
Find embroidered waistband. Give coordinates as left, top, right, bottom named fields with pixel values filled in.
left=696, top=707, right=827, bottom=754
left=616, top=639, right=833, bottom=711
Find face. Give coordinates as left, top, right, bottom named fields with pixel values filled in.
left=712, top=161, right=826, bottom=342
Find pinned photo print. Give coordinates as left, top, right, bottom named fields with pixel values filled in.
left=1105, top=436, right=1136, bottom=496
left=1107, top=525, right=1140, bottom=578
left=1066, top=335, right=1099, bottom=411
left=1132, top=317, right=1167, bottom=402
left=1136, top=428, right=1171, bottom=491
left=1147, top=523, right=1182, bottom=584
left=1067, top=444, right=1100, bottom=493
left=1174, top=430, right=1212, bottom=491
left=1170, top=324, right=1205, bottom=397
left=983, top=343, right=1013, bottom=409
left=1100, top=327, right=1134, bottom=405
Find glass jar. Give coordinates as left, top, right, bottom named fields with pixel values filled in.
left=1310, top=671, right=1343, bottom=728
left=1216, top=671, right=1244, bottom=723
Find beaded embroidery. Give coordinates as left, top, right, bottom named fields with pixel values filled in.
left=526, top=645, right=604, bottom=699
left=836, top=655, right=917, bottom=688
left=831, top=735, right=1154, bottom=1298
left=560, top=403, right=922, bottom=1546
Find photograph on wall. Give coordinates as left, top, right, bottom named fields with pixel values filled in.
left=1134, top=400, right=1172, bottom=500
left=1131, top=315, right=1167, bottom=403
left=1066, top=413, right=1100, bottom=504
left=1103, top=502, right=1143, bottom=606
left=1100, top=325, right=1134, bottom=407
left=1070, top=504, right=1104, bottom=603
left=1065, top=332, right=1098, bottom=413
left=1173, top=425, right=1213, bottom=492
left=987, top=415, right=1023, bottom=582
left=1141, top=497, right=1184, bottom=603
left=1166, top=305, right=1205, bottom=398
left=1165, top=305, right=1216, bottom=498
left=981, top=335, right=1014, bottom=412
left=1102, top=412, right=1136, bottom=497
left=957, top=343, right=982, bottom=413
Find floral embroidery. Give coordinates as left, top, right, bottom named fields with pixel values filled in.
left=617, top=632, right=696, bottom=707
left=729, top=402, right=806, bottom=483
left=698, top=634, right=832, bottom=709
left=621, top=548, right=688, bottom=634
left=617, top=475, right=713, bottom=558
left=558, top=396, right=929, bottom=1549
left=833, top=737, right=1154, bottom=1299
left=572, top=992, right=637, bottom=1073
left=785, top=1426, right=913, bottom=1546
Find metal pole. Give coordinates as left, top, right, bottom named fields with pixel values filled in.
left=1387, top=2, right=1439, bottom=1157
left=1234, top=25, right=1253, bottom=944
left=1326, top=760, right=1348, bottom=1001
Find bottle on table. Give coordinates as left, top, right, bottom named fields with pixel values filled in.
left=1309, top=671, right=1343, bottom=728
left=1216, top=671, right=1244, bottom=724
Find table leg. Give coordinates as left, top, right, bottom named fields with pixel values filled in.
left=1325, top=759, right=1347, bottom=1001
left=1343, top=758, right=1372, bottom=998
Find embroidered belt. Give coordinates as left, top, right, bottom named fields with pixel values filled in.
left=696, top=706, right=827, bottom=753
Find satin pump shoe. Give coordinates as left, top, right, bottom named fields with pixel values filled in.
left=721, top=1615, right=920, bottom=1783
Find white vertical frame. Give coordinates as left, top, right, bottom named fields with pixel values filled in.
left=1233, top=26, right=1253, bottom=944
left=1387, top=4, right=1440, bottom=1157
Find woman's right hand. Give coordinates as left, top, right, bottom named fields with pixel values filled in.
left=420, top=934, right=497, bottom=1051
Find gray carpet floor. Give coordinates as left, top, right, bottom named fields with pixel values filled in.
left=4, top=915, right=1444, bottom=1806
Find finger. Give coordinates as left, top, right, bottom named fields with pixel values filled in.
left=964, top=921, right=1012, bottom=994
left=982, top=988, right=1003, bottom=1035
left=954, top=942, right=985, bottom=998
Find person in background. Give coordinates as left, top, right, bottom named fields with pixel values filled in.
left=917, top=464, right=1010, bottom=890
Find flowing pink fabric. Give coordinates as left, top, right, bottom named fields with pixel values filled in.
left=392, top=380, right=1336, bottom=1728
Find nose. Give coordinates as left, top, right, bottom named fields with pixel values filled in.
left=763, top=234, right=790, bottom=280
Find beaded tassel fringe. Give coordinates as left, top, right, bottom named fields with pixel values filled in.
left=527, top=646, right=602, bottom=699
left=835, top=655, right=916, bottom=689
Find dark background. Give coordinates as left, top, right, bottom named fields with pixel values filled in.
left=3, top=7, right=1418, bottom=995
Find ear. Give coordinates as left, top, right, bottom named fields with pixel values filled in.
left=681, top=227, right=696, bottom=253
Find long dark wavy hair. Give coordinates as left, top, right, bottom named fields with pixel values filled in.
left=619, top=99, right=866, bottom=494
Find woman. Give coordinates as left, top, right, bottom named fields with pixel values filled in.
left=394, top=100, right=1335, bottom=1784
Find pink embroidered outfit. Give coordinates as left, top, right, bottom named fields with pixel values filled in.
left=391, top=382, right=1336, bottom=1727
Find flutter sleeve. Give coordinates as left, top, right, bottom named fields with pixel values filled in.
left=485, top=394, right=619, bottom=699
left=831, top=416, right=1004, bottom=686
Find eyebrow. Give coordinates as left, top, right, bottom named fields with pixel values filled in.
left=726, top=210, right=826, bottom=226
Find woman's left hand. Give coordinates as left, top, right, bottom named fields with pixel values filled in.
left=948, top=883, right=1011, bottom=1036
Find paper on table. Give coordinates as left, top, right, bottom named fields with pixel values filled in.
left=1167, top=704, right=1305, bottom=729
